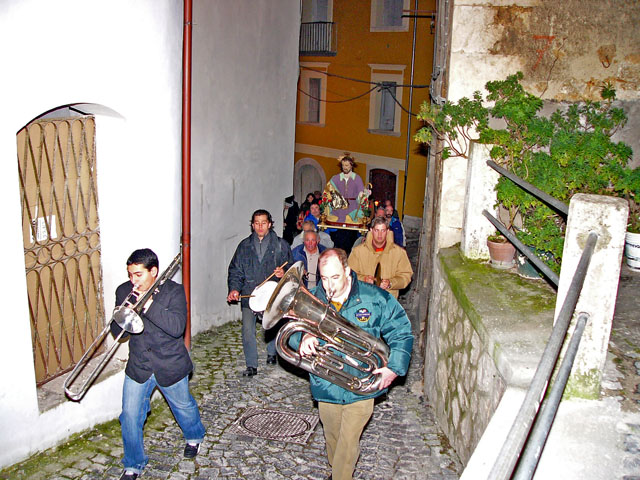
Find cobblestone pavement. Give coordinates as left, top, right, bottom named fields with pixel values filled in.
left=0, top=318, right=462, bottom=480
left=602, top=263, right=640, bottom=478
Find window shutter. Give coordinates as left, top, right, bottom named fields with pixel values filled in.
left=379, top=82, right=396, bottom=130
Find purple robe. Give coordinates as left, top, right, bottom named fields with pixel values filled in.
left=329, top=172, right=366, bottom=223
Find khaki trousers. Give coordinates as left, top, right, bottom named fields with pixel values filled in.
left=318, top=399, right=374, bottom=480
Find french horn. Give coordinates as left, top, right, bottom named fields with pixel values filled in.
left=262, top=261, right=389, bottom=394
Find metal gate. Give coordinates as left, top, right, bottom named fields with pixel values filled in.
left=17, top=116, right=106, bottom=386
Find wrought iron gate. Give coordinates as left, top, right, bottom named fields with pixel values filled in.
left=17, top=116, right=106, bottom=386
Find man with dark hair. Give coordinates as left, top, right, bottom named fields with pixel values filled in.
left=112, top=249, right=205, bottom=480
left=294, top=248, right=413, bottom=480
left=227, top=209, right=293, bottom=376
left=348, top=217, right=413, bottom=299
left=385, top=204, right=405, bottom=247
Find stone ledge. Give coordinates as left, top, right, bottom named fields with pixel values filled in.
left=438, top=247, right=556, bottom=389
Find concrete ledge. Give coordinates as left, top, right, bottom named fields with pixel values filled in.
left=424, top=247, right=556, bottom=463
left=439, top=247, right=556, bottom=388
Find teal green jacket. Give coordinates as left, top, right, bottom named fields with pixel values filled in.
left=289, top=270, right=413, bottom=404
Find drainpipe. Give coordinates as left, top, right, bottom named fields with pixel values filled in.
left=401, top=0, right=419, bottom=219
left=181, top=0, right=193, bottom=350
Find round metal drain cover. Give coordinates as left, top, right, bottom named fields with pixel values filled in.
left=241, top=410, right=311, bottom=438
left=227, top=407, right=319, bottom=444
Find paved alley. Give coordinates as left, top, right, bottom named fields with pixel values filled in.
left=0, top=319, right=462, bottom=480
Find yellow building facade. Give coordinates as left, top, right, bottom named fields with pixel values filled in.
left=294, top=0, right=435, bottom=219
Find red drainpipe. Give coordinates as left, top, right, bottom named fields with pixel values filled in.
left=181, top=0, right=193, bottom=350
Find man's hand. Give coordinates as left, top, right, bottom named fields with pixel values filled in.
left=300, top=334, right=319, bottom=356
left=373, top=366, right=398, bottom=390
left=363, top=275, right=375, bottom=284
left=227, top=290, right=240, bottom=302
left=379, top=279, right=391, bottom=290
left=274, top=266, right=286, bottom=279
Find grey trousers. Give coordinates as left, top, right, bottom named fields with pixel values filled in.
left=241, top=307, right=276, bottom=368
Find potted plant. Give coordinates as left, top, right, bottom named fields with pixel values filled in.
left=486, top=231, right=516, bottom=269
left=617, top=168, right=640, bottom=270
left=415, top=73, right=635, bottom=276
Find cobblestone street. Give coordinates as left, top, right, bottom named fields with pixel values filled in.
left=0, top=319, right=462, bottom=480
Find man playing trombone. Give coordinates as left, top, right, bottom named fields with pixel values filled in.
left=295, top=248, right=413, bottom=480
left=111, top=249, right=205, bottom=480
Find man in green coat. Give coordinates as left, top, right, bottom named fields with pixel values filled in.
left=295, top=248, right=413, bottom=480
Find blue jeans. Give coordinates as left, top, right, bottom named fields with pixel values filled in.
left=241, top=307, right=276, bottom=368
left=120, top=374, right=205, bottom=473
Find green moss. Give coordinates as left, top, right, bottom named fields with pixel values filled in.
left=563, top=368, right=601, bottom=400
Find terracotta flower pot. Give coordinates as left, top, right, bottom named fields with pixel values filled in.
left=487, top=237, right=516, bottom=269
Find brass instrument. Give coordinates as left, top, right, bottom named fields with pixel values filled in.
left=64, top=252, right=182, bottom=401
left=262, top=262, right=389, bottom=394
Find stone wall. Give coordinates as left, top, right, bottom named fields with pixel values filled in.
left=424, top=256, right=506, bottom=464
left=423, top=247, right=555, bottom=466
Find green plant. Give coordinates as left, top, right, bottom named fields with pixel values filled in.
left=415, top=73, right=638, bottom=273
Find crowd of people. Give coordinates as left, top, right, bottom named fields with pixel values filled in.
left=110, top=155, right=414, bottom=480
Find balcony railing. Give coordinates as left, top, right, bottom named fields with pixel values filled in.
left=300, top=22, right=337, bottom=56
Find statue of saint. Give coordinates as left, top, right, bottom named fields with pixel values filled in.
left=323, top=153, right=370, bottom=226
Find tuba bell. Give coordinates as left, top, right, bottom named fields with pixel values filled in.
left=262, top=261, right=389, bottom=394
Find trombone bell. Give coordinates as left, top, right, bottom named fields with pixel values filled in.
left=63, top=252, right=182, bottom=401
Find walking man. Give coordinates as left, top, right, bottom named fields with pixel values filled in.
left=112, top=249, right=205, bottom=480
left=294, top=248, right=413, bottom=480
left=227, top=209, right=293, bottom=376
left=348, top=216, right=413, bottom=298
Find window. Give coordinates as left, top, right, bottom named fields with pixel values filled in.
left=298, top=62, right=328, bottom=125
left=302, top=0, right=332, bottom=22
left=370, top=0, right=409, bottom=32
left=368, top=65, right=405, bottom=135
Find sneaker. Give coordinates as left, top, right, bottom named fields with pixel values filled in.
left=184, top=442, right=200, bottom=459
left=242, top=367, right=257, bottom=377
left=119, top=470, right=139, bottom=480
left=267, top=355, right=277, bottom=365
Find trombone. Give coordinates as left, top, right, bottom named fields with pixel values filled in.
left=63, top=252, right=182, bottom=401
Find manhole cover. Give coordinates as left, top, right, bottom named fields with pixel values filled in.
left=226, top=407, right=319, bottom=444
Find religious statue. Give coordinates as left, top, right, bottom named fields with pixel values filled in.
left=321, top=153, right=371, bottom=226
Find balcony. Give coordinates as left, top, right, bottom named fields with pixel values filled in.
left=299, top=22, right=337, bottom=56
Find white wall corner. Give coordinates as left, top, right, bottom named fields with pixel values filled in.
left=461, top=142, right=498, bottom=259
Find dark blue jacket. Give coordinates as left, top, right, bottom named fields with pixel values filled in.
left=228, top=230, right=293, bottom=309
left=291, top=243, right=326, bottom=287
left=389, top=217, right=405, bottom=247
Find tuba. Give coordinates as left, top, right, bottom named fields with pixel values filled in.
left=64, top=252, right=182, bottom=401
left=262, top=262, right=389, bottom=394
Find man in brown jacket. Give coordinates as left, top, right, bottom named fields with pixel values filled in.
left=347, top=216, right=413, bottom=298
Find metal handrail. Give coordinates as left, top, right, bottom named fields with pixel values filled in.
left=483, top=210, right=559, bottom=287
left=513, top=312, right=590, bottom=479
left=487, top=160, right=569, bottom=215
left=484, top=160, right=569, bottom=286
left=488, top=231, right=598, bottom=480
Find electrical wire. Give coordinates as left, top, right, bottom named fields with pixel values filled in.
left=300, top=65, right=430, bottom=89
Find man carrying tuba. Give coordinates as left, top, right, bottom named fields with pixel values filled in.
left=291, top=248, right=413, bottom=480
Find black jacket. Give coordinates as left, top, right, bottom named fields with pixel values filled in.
left=110, top=279, right=192, bottom=386
left=228, top=230, right=293, bottom=309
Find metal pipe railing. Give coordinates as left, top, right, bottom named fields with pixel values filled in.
left=488, top=231, right=598, bottom=480
left=513, top=312, right=590, bottom=480
left=482, top=210, right=559, bottom=287
left=487, top=160, right=569, bottom=216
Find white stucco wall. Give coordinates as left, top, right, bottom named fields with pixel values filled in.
left=0, top=0, right=184, bottom=468
left=189, top=0, right=301, bottom=332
